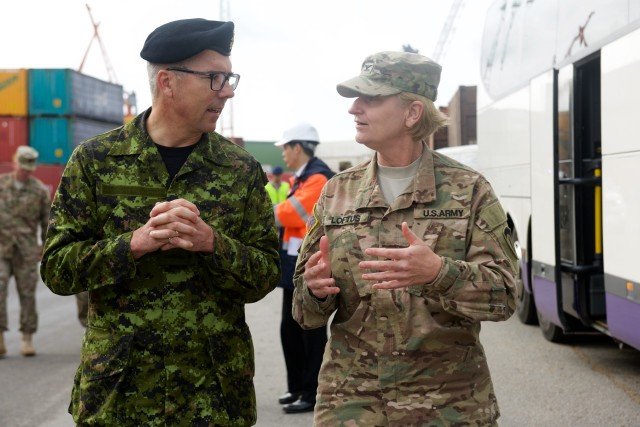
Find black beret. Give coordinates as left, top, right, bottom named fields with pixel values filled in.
left=140, top=18, right=234, bottom=63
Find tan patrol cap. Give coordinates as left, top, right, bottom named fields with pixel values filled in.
left=337, top=51, right=442, bottom=101
left=14, top=146, right=39, bottom=171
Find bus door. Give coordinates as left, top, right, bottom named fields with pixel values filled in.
left=557, top=54, right=605, bottom=330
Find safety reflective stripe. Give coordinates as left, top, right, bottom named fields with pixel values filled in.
left=289, top=196, right=310, bottom=222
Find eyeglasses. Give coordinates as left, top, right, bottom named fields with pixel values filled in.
left=165, top=67, right=240, bottom=91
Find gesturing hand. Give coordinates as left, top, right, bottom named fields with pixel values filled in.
left=359, top=222, right=442, bottom=290
left=303, top=235, right=339, bottom=299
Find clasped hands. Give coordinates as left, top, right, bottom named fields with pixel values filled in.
left=130, top=199, right=214, bottom=259
left=303, top=222, right=443, bottom=299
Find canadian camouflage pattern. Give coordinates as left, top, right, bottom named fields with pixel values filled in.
left=338, top=51, right=442, bottom=101
left=293, top=145, right=518, bottom=426
left=0, top=173, right=50, bottom=333
left=40, top=110, right=280, bottom=426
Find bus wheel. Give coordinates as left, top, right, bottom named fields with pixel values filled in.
left=517, top=285, right=538, bottom=325
left=511, top=225, right=538, bottom=325
left=536, top=310, right=566, bottom=342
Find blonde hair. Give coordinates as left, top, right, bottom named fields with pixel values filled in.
left=398, top=92, right=448, bottom=142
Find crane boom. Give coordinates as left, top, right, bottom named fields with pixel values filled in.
left=78, top=4, right=117, bottom=83
left=432, top=0, right=465, bottom=63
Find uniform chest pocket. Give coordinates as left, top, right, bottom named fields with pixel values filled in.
left=325, top=227, right=373, bottom=299
left=432, top=219, right=468, bottom=260
left=414, top=207, right=469, bottom=260
left=97, top=183, right=166, bottom=236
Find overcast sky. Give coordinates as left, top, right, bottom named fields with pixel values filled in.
left=1, top=0, right=493, bottom=142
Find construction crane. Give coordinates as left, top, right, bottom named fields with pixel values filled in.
left=78, top=4, right=117, bottom=83
left=431, top=0, right=465, bottom=63
left=218, top=0, right=235, bottom=138
left=78, top=3, right=137, bottom=121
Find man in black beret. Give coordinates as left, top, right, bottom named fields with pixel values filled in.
left=41, top=18, right=280, bottom=426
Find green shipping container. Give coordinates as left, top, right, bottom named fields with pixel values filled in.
left=29, top=117, right=120, bottom=164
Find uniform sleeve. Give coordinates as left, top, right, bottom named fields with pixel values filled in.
left=203, top=167, right=281, bottom=303
left=275, top=174, right=328, bottom=229
left=408, top=178, right=519, bottom=322
left=292, top=189, right=337, bottom=329
left=40, top=146, right=137, bottom=296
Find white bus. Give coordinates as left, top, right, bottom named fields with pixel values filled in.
left=475, top=0, right=640, bottom=349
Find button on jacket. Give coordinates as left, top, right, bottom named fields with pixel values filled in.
left=293, top=146, right=518, bottom=426
left=41, top=112, right=280, bottom=426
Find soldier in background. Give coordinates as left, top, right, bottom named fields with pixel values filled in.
left=293, top=52, right=518, bottom=425
left=40, top=19, right=280, bottom=425
left=0, top=146, right=50, bottom=358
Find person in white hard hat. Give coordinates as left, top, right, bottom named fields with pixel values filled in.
left=273, top=122, right=334, bottom=413
left=0, top=146, right=50, bottom=358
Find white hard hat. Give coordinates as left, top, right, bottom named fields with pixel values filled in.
left=274, top=122, right=320, bottom=147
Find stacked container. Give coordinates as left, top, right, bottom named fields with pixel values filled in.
left=0, top=70, right=29, bottom=163
left=0, top=68, right=124, bottom=198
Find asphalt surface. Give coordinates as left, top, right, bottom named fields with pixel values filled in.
left=0, top=279, right=639, bottom=426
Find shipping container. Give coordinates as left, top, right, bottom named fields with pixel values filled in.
left=0, top=116, right=28, bottom=162
left=29, top=69, right=124, bottom=123
left=0, top=69, right=28, bottom=116
left=34, top=164, right=64, bottom=199
left=29, top=117, right=120, bottom=164
left=0, top=162, right=64, bottom=199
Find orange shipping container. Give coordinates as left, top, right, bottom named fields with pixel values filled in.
left=0, top=69, right=28, bottom=116
left=0, top=116, right=28, bottom=162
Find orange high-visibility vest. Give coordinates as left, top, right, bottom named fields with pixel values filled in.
left=275, top=174, right=328, bottom=252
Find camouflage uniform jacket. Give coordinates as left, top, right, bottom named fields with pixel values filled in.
left=0, top=172, right=50, bottom=261
left=40, top=112, right=280, bottom=426
left=293, top=146, right=518, bottom=426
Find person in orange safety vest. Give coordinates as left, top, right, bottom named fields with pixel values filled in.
left=273, top=122, right=334, bottom=414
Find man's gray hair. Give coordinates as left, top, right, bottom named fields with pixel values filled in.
left=147, top=63, right=164, bottom=99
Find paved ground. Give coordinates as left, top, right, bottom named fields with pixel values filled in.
left=1, top=281, right=639, bottom=426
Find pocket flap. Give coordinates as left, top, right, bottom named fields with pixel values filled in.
left=82, top=327, right=134, bottom=381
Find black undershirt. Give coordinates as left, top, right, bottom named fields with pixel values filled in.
left=142, top=108, right=203, bottom=182
left=154, top=142, right=198, bottom=182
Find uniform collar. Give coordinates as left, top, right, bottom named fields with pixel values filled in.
left=107, top=108, right=233, bottom=167
left=354, top=141, right=437, bottom=210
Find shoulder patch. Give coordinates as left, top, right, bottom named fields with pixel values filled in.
left=476, top=201, right=507, bottom=231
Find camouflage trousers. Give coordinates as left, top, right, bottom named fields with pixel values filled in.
left=0, top=255, right=39, bottom=333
